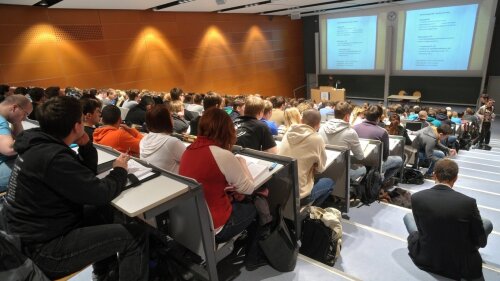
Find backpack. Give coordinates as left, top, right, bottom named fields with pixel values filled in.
left=402, top=167, right=424, bottom=185
left=299, top=207, right=342, bottom=266
left=354, top=168, right=382, bottom=205
left=388, top=187, right=412, bottom=209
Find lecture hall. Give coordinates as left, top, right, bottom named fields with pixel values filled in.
left=0, top=0, right=499, bottom=280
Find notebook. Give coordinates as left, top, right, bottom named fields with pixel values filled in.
left=97, top=159, right=159, bottom=187
left=238, top=155, right=269, bottom=180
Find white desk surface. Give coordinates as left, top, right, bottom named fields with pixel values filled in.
left=22, top=120, right=39, bottom=130
left=112, top=175, right=190, bottom=217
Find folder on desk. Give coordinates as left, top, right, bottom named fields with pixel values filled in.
left=97, top=159, right=160, bottom=188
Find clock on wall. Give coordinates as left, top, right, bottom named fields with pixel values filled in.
left=387, top=11, right=397, bottom=22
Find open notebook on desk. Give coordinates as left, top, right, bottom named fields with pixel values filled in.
left=350, top=139, right=376, bottom=158
left=97, top=159, right=160, bottom=188
left=237, top=154, right=283, bottom=188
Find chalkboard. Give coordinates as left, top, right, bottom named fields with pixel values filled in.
left=389, top=76, right=481, bottom=105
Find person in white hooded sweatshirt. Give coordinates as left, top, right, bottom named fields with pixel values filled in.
left=279, top=109, right=335, bottom=207
left=140, top=105, right=185, bottom=174
left=318, top=102, right=367, bottom=182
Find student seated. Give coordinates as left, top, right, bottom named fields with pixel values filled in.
left=125, top=95, right=154, bottom=126
left=404, top=159, right=492, bottom=280
left=189, top=92, right=222, bottom=136
left=122, top=89, right=140, bottom=109
left=179, top=108, right=260, bottom=268
left=234, top=95, right=277, bottom=154
left=0, top=94, right=32, bottom=192
left=277, top=107, right=301, bottom=136
left=319, top=101, right=366, bottom=183
left=94, top=105, right=143, bottom=156
left=169, top=100, right=189, bottom=134
left=354, top=105, right=403, bottom=187
left=140, top=105, right=185, bottom=174
left=229, top=98, right=245, bottom=122
left=261, top=100, right=278, bottom=135
left=411, top=124, right=456, bottom=179
left=80, top=97, right=102, bottom=142
left=386, top=114, right=412, bottom=145
left=27, top=87, right=45, bottom=120
left=279, top=109, right=334, bottom=206
left=5, top=96, right=149, bottom=281
left=269, top=96, right=285, bottom=126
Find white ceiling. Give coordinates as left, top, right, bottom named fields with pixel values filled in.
left=0, top=0, right=431, bottom=18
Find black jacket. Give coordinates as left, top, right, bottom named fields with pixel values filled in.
left=5, top=128, right=128, bottom=245
left=408, top=184, right=487, bottom=279
left=125, top=105, right=147, bottom=125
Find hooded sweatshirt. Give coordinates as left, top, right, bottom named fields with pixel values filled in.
left=278, top=124, right=327, bottom=199
left=93, top=126, right=143, bottom=156
left=140, top=132, right=185, bottom=174
left=411, top=126, right=450, bottom=161
left=6, top=128, right=128, bottom=244
left=318, top=118, right=364, bottom=160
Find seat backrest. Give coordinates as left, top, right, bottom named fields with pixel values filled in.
left=398, top=90, right=406, bottom=96
left=412, top=91, right=422, bottom=98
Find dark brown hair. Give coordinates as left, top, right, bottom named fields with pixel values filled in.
left=146, top=104, right=173, bottom=134
left=334, top=101, right=352, bottom=119
left=198, top=108, right=236, bottom=150
left=386, top=114, right=401, bottom=135
left=434, top=159, right=459, bottom=182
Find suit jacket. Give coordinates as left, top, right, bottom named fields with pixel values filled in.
left=408, top=184, right=487, bottom=279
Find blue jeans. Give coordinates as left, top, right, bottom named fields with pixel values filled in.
left=350, top=165, right=367, bottom=183
left=0, top=159, right=14, bottom=192
left=215, top=202, right=256, bottom=244
left=382, top=156, right=403, bottom=182
left=418, top=150, right=445, bottom=176
left=403, top=213, right=493, bottom=236
left=301, top=178, right=335, bottom=207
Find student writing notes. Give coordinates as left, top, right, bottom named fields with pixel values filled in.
left=5, top=96, right=149, bottom=281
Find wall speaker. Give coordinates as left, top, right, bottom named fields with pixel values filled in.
left=215, top=0, right=226, bottom=5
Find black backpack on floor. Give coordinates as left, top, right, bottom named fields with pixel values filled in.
left=354, top=168, right=382, bottom=205
left=402, top=168, right=424, bottom=185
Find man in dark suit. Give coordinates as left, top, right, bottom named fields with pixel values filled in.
left=404, top=159, right=493, bottom=280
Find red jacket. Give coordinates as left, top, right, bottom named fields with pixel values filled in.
left=179, top=137, right=232, bottom=229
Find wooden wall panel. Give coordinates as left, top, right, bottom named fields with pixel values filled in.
left=0, top=5, right=304, bottom=97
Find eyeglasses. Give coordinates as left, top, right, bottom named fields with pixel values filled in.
left=16, top=104, right=29, bottom=117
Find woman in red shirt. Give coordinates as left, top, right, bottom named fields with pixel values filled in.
left=179, top=108, right=256, bottom=243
